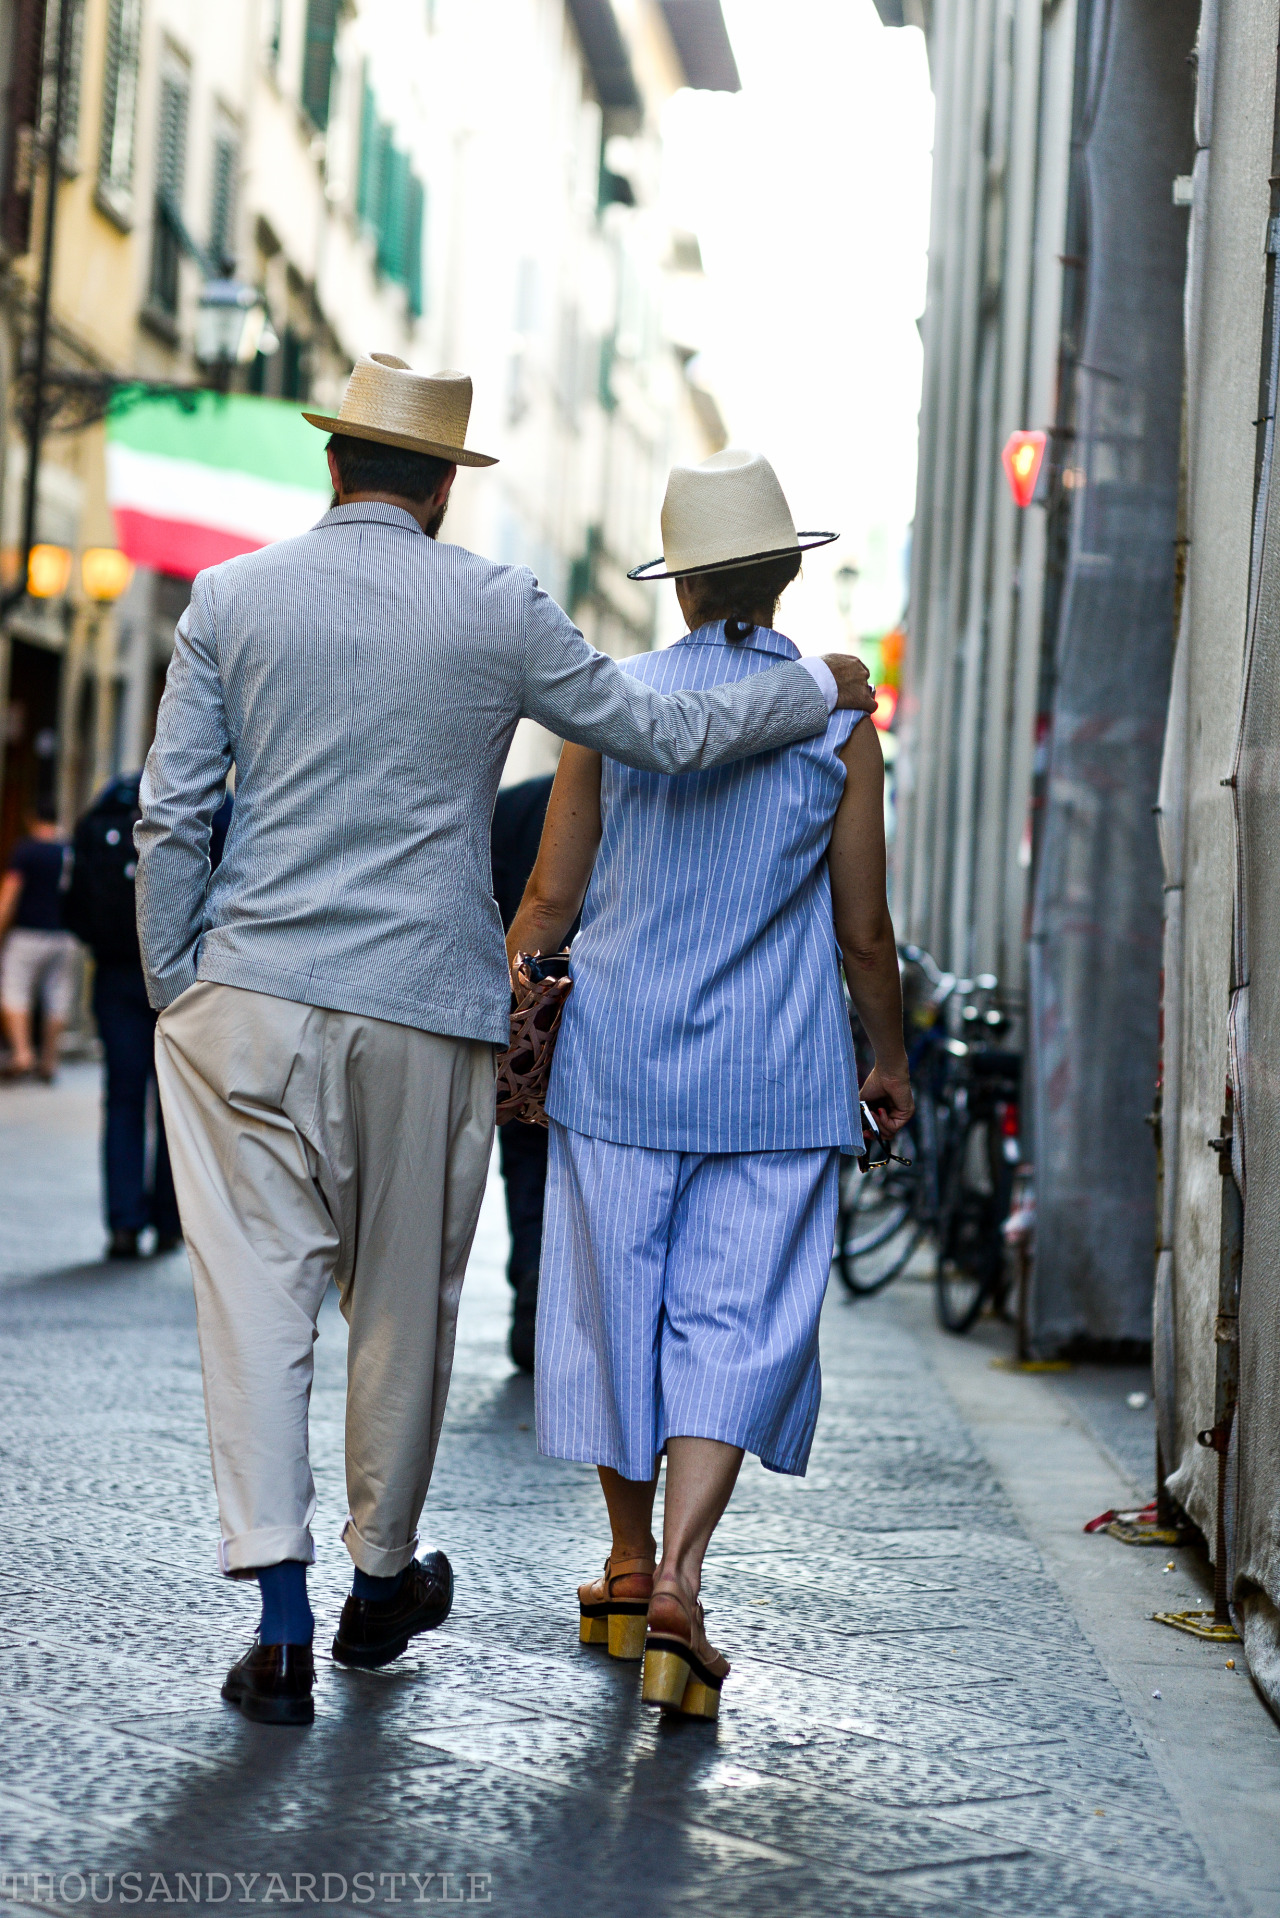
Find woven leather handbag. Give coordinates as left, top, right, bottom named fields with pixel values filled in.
left=495, top=952, right=573, bottom=1127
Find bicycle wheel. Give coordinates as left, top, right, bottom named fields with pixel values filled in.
left=934, top=1117, right=1000, bottom=1333
left=836, top=1123, right=924, bottom=1297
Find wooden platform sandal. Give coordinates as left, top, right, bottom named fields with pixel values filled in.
left=641, top=1578, right=730, bottom=1720
left=577, top=1553, right=655, bottom=1660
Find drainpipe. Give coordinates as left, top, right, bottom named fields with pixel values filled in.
left=1202, top=1089, right=1242, bottom=1624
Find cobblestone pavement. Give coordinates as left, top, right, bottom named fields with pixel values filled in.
left=0, top=1065, right=105, bottom=1282
left=0, top=1073, right=1266, bottom=1917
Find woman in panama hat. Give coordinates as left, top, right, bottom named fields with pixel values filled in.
left=506, top=448, right=914, bottom=1720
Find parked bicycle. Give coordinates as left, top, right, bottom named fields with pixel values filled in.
left=834, top=945, right=1023, bottom=1334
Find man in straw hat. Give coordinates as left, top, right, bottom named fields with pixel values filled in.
left=135, top=354, right=874, bottom=1725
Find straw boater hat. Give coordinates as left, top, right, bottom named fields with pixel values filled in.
left=303, top=353, right=498, bottom=467
left=628, top=447, right=836, bottom=581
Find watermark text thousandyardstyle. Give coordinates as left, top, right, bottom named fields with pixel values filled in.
left=0, top=1872, right=493, bottom=1907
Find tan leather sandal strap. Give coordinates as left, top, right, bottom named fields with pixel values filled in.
left=605, top=1554, right=655, bottom=1589
left=649, top=1577, right=695, bottom=1626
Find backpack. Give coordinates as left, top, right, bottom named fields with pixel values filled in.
left=64, top=776, right=145, bottom=965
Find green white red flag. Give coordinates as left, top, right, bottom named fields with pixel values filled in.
left=106, top=391, right=330, bottom=579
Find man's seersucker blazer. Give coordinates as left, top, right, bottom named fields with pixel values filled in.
left=135, top=501, right=832, bottom=1046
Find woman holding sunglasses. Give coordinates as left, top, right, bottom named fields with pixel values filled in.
left=506, top=449, right=913, bottom=1720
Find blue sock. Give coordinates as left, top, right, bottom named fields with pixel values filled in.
left=352, top=1565, right=408, bottom=1602
left=257, top=1561, right=314, bottom=1645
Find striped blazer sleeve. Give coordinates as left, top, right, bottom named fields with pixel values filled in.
left=521, top=586, right=829, bottom=774
left=135, top=573, right=234, bottom=1009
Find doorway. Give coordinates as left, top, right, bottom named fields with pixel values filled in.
left=1, top=639, right=62, bottom=862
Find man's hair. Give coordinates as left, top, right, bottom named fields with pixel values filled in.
left=682, top=552, right=802, bottom=636
left=327, top=432, right=453, bottom=503
left=32, top=797, right=58, bottom=825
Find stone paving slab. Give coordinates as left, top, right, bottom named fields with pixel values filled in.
left=0, top=1104, right=1242, bottom=1917
left=0, top=1066, right=103, bottom=1283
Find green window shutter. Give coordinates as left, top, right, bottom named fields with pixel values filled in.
left=97, top=0, right=142, bottom=222
left=301, top=0, right=339, bottom=131
left=406, top=174, right=425, bottom=315
left=378, top=142, right=408, bottom=282
left=597, top=330, right=617, bottom=413
left=357, top=77, right=379, bottom=227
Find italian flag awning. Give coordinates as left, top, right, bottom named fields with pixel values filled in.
left=106, top=391, right=331, bottom=579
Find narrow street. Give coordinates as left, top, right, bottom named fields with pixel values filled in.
left=2, top=1071, right=1276, bottom=1918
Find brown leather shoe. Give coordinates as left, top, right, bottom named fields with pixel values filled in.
left=331, top=1552, right=454, bottom=1669
left=221, top=1640, right=315, bottom=1726
left=641, top=1576, right=730, bottom=1720
left=578, top=1551, right=655, bottom=1659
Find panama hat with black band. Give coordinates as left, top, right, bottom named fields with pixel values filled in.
left=627, top=447, right=836, bottom=581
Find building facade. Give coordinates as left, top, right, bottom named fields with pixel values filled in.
left=889, top=0, right=1195, bottom=1354
left=0, top=0, right=736, bottom=845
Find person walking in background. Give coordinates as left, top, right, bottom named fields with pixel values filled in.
left=507, top=449, right=913, bottom=1723
left=134, top=355, right=876, bottom=1728
left=64, top=775, right=232, bottom=1261
left=0, top=800, right=77, bottom=1083
left=491, top=773, right=565, bottom=1371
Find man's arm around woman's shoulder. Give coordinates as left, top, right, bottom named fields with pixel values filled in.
left=519, top=584, right=874, bottom=779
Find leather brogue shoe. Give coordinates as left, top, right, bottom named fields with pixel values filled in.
left=331, top=1551, right=454, bottom=1669
left=221, top=1639, right=315, bottom=1726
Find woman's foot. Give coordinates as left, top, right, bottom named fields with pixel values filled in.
left=578, top=1550, right=655, bottom=1660
left=642, top=1571, right=729, bottom=1719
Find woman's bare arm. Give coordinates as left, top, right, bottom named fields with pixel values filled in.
left=505, top=745, right=603, bottom=973
left=828, top=720, right=914, bottom=1137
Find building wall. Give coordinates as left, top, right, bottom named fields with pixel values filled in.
left=895, top=0, right=1077, bottom=1021
left=0, top=0, right=730, bottom=839
left=900, top=0, right=1197, bottom=1351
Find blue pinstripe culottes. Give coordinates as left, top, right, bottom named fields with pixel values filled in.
left=535, top=1122, right=841, bottom=1481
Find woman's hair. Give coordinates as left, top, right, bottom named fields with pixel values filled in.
left=682, top=551, right=802, bottom=639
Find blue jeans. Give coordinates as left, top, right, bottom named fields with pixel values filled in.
left=93, top=965, right=180, bottom=1237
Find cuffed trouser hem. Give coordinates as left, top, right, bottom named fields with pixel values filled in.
left=217, top=1527, right=316, bottom=1577
left=341, top=1515, right=421, bottom=1578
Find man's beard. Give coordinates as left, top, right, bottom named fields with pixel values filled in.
left=329, top=491, right=449, bottom=539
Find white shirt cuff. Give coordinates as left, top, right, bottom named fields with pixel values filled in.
left=798, top=654, right=838, bottom=713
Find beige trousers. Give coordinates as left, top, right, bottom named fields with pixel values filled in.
left=155, top=981, right=495, bottom=1577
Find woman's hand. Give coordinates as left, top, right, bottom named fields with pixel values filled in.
left=859, top=1061, right=914, bottom=1140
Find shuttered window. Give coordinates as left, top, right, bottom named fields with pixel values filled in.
left=149, top=67, right=189, bottom=317
left=406, top=174, right=425, bottom=318
left=378, top=147, right=409, bottom=282
left=97, top=0, right=143, bottom=225
left=357, top=80, right=384, bottom=228
left=41, top=0, right=86, bottom=170
left=0, top=0, right=45, bottom=253
left=357, top=74, right=427, bottom=316
left=209, top=130, right=238, bottom=272
left=301, top=0, right=339, bottom=131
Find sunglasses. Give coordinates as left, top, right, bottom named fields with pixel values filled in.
left=857, top=1100, right=913, bottom=1173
